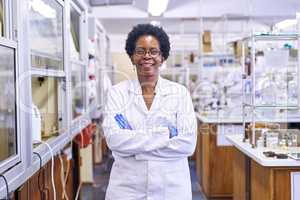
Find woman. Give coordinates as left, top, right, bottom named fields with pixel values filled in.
left=103, top=24, right=197, bottom=200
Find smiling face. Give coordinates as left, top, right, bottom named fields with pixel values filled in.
left=131, top=35, right=163, bottom=84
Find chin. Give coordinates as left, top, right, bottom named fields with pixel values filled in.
left=139, top=74, right=157, bottom=82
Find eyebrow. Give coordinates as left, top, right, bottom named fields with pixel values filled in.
left=135, top=47, right=160, bottom=50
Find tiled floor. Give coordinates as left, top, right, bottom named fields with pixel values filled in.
left=81, top=155, right=205, bottom=200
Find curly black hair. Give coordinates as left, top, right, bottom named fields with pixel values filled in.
left=125, top=24, right=170, bottom=60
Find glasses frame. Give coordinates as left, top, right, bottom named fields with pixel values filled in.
left=134, top=48, right=161, bottom=58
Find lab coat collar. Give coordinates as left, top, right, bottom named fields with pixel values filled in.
left=128, top=76, right=171, bottom=96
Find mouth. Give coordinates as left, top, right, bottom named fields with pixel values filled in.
left=137, top=63, right=157, bottom=77
left=140, top=63, right=154, bottom=68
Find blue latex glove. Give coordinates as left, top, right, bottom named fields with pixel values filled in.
left=168, top=125, right=178, bottom=138
left=155, top=117, right=178, bottom=138
left=117, top=114, right=132, bottom=130
left=114, top=114, right=133, bottom=130
left=114, top=114, right=126, bottom=129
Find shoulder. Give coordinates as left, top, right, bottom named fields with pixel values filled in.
left=108, top=79, right=133, bottom=95
left=160, top=78, right=189, bottom=96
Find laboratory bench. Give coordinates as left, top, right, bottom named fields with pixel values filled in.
left=195, top=113, right=244, bottom=199
left=227, top=135, right=300, bottom=200
left=195, top=113, right=300, bottom=199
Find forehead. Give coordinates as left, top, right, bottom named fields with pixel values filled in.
left=135, top=35, right=160, bottom=48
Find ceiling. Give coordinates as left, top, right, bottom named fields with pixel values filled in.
left=90, top=0, right=300, bottom=34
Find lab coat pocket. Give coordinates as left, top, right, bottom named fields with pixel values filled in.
left=109, top=161, right=140, bottom=192
left=164, top=160, right=191, bottom=200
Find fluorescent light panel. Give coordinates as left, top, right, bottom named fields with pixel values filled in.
left=148, top=0, right=169, bottom=16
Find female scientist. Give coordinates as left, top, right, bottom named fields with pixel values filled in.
left=103, top=24, right=197, bottom=200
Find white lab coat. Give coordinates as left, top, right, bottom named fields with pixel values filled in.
left=103, top=76, right=197, bottom=200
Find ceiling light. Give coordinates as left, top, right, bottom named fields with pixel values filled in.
left=148, top=0, right=169, bottom=17
left=275, top=19, right=297, bottom=30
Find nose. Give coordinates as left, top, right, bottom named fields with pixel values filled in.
left=143, top=51, right=152, bottom=58
left=140, top=49, right=152, bottom=58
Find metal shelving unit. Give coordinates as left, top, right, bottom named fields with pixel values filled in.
left=241, top=33, right=300, bottom=147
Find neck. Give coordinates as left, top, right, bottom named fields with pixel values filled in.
left=139, top=77, right=158, bottom=94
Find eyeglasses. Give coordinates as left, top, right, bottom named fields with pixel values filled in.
left=134, top=48, right=161, bottom=58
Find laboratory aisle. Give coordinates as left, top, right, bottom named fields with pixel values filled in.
left=81, top=157, right=204, bottom=200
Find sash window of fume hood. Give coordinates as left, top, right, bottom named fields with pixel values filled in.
left=29, top=0, right=64, bottom=71
left=0, top=43, right=18, bottom=173
left=29, top=0, right=67, bottom=143
left=0, top=0, right=21, bottom=175
left=70, top=1, right=87, bottom=120
left=70, top=3, right=81, bottom=61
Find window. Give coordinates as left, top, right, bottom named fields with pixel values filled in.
left=29, top=0, right=64, bottom=70
left=0, top=44, right=16, bottom=162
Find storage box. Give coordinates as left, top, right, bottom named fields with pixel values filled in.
left=233, top=40, right=243, bottom=58
left=203, top=43, right=212, bottom=53
left=203, top=31, right=211, bottom=44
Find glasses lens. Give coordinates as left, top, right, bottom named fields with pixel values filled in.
left=150, top=49, right=160, bottom=57
left=135, top=49, right=145, bottom=56
left=135, top=48, right=160, bottom=57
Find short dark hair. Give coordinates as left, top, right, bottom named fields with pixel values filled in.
left=125, top=24, right=170, bottom=60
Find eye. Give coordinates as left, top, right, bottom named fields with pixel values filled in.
left=134, top=48, right=145, bottom=55
left=150, top=49, right=160, bottom=56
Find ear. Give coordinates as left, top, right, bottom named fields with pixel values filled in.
left=130, top=56, right=135, bottom=65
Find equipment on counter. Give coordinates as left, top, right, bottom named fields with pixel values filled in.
left=32, top=103, right=41, bottom=143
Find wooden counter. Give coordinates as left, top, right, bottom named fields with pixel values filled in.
left=233, top=148, right=300, bottom=200
left=196, top=122, right=234, bottom=199
left=228, top=135, right=300, bottom=200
